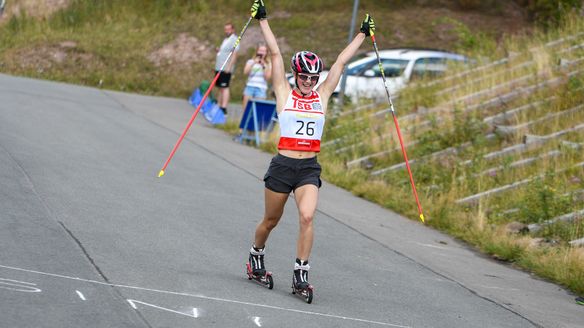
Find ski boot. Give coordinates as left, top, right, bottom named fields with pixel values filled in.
left=246, top=246, right=273, bottom=289
left=291, top=259, right=313, bottom=304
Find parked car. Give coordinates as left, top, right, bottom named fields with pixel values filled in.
left=287, top=48, right=468, bottom=102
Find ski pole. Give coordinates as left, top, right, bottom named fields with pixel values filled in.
left=157, top=16, right=253, bottom=178
left=367, top=20, right=425, bottom=223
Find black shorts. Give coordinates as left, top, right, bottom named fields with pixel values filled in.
left=264, top=154, right=322, bottom=194
left=215, top=71, right=232, bottom=88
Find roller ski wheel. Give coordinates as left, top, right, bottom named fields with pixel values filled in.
left=292, top=282, right=314, bottom=304
left=246, top=263, right=274, bottom=289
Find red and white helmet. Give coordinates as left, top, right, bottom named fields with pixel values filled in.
left=290, top=51, right=324, bottom=74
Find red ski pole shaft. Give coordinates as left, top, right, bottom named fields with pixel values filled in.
left=158, top=16, right=253, bottom=177
left=157, top=72, right=222, bottom=178
left=391, top=111, right=425, bottom=222
left=370, top=32, right=425, bottom=223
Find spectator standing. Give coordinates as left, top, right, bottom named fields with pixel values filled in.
left=242, top=42, right=272, bottom=111
left=215, top=22, right=239, bottom=116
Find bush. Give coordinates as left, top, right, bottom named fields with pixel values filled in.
left=519, top=173, right=573, bottom=225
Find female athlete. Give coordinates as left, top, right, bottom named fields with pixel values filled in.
left=247, top=0, right=375, bottom=292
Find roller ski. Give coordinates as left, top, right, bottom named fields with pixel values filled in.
left=246, top=246, right=273, bottom=289
left=291, top=259, right=313, bottom=304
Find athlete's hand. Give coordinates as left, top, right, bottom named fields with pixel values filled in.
left=251, top=0, right=267, bottom=20
left=360, top=14, right=375, bottom=37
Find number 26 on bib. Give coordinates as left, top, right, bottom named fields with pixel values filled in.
left=296, top=121, right=315, bottom=136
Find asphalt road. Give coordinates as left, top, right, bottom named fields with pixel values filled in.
left=0, top=74, right=581, bottom=327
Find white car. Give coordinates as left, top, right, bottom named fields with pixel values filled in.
left=288, top=49, right=467, bottom=102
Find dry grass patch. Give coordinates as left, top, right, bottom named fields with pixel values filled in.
left=0, top=0, right=70, bottom=22
left=148, top=33, right=213, bottom=67
left=7, top=41, right=101, bottom=72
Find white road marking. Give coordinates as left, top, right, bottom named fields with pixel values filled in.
left=0, top=278, right=36, bottom=285
left=0, top=277, right=41, bottom=293
left=252, top=316, right=262, bottom=327
left=127, top=299, right=199, bottom=318
left=0, top=264, right=409, bottom=327
left=193, top=307, right=199, bottom=318
left=76, top=290, right=86, bottom=301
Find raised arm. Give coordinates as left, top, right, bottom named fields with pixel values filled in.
left=317, top=33, right=365, bottom=101
left=252, top=0, right=290, bottom=103
left=258, top=19, right=289, bottom=100
left=317, top=14, right=375, bottom=102
left=264, top=60, right=272, bottom=81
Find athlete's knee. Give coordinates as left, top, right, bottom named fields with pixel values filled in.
left=262, top=215, right=281, bottom=231
left=298, top=212, right=314, bottom=228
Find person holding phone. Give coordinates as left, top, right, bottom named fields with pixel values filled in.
left=242, top=42, right=272, bottom=111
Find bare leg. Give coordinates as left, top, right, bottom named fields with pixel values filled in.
left=216, top=87, right=223, bottom=108
left=220, top=87, right=230, bottom=109
left=293, top=184, right=319, bottom=260
left=254, top=188, right=289, bottom=248
left=242, top=94, right=251, bottom=111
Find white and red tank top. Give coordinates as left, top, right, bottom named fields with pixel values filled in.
left=277, top=89, right=326, bottom=152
